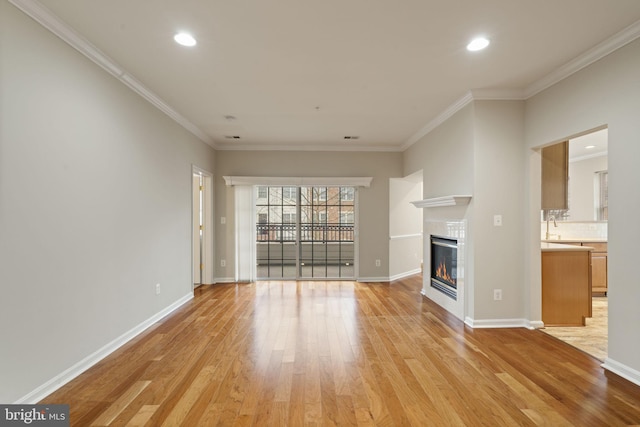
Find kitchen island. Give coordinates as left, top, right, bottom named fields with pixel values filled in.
left=541, top=242, right=593, bottom=326
left=542, top=239, right=608, bottom=295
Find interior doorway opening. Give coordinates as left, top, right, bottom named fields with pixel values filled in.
left=539, top=127, right=608, bottom=361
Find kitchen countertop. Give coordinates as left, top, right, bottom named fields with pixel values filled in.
left=541, top=242, right=594, bottom=252
left=541, top=238, right=607, bottom=243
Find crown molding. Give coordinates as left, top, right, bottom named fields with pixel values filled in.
left=469, top=88, right=526, bottom=100
left=223, top=176, right=373, bottom=187
left=214, top=142, right=402, bottom=152
left=524, top=19, right=640, bottom=98
left=9, top=0, right=215, bottom=148
left=400, top=91, right=474, bottom=151
left=400, top=89, right=527, bottom=150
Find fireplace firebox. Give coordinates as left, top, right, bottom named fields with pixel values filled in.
left=430, top=235, right=458, bottom=300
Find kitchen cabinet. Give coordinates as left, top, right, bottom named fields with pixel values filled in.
left=541, top=141, right=569, bottom=210
left=586, top=242, right=607, bottom=294
left=541, top=243, right=592, bottom=326
left=555, top=241, right=607, bottom=295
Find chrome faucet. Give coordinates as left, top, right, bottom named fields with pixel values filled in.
left=545, top=215, right=557, bottom=240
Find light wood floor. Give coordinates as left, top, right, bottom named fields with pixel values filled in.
left=42, top=276, right=640, bottom=426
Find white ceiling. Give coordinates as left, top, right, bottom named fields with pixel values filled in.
left=569, top=128, right=608, bottom=161
left=18, top=0, right=640, bottom=151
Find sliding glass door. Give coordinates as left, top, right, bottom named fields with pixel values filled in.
left=256, top=186, right=355, bottom=279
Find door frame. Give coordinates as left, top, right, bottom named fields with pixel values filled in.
left=192, top=166, right=214, bottom=287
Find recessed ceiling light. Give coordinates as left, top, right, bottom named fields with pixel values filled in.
left=174, top=32, right=197, bottom=47
left=467, top=37, right=490, bottom=52
left=585, top=145, right=596, bottom=149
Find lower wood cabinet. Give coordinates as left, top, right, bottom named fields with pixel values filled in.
left=588, top=243, right=608, bottom=294
left=542, top=250, right=592, bottom=326
left=554, top=241, right=607, bottom=295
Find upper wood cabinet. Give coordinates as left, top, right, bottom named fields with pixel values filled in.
left=541, top=141, right=569, bottom=210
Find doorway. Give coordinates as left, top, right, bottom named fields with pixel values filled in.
left=539, top=128, right=608, bottom=360
left=255, top=185, right=356, bottom=280
left=192, top=167, right=214, bottom=287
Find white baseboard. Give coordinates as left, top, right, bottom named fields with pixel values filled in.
left=389, top=269, right=422, bottom=282
left=15, top=292, right=194, bottom=404
left=602, top=357, right=640, bottom=387
left=527, top=320, right=545, bottom=330
left=357, top=276, right=390, bottom=283
left=464, top=317, right=533, bottom=329
left=214, top=277, right=236, bottom=283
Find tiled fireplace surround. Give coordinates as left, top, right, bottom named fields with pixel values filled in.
left=424, top=217, right=467, bottom=321
left=413, top=196, right=472, bottom=321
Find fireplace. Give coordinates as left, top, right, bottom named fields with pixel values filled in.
left=430, top=235, right=457, bottom=300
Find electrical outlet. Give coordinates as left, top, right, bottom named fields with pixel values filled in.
left=493, top=289, right=502, bottom=301
left=221, top=259, right=226, bottom=267
left=493, top=214, right=503, bottom=226
left=221, top=217, right=226, bottom=224
left=155, top=283, right=161, bottom=295
left=375, top=259, right=381, bottom=267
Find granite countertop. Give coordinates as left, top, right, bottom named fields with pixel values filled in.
left=541, top=242, right=594, bottom=252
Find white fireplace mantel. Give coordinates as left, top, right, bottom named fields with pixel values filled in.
left=411, top=195, right=472, bottom=209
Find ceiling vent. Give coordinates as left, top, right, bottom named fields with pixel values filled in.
left=224, top=135, right=241, bottom=139
left=343, top=136, right=359, bottom=140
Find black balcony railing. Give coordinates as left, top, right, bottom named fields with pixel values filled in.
left=256, top=223, right=354, bottom=242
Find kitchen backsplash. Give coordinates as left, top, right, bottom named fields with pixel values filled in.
left=540, top=221, right=608, bottom=240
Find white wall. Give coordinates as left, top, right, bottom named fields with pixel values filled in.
left=525, top=38, right=640, bottom=380
left=403, top=104, right=475, bottom=198
left=472, top=100, right=526, bottom=321
left=569, top=154, right=608, bottom=220
left=0, top=2, right=215, bottom=403
left=389, top=172, right=423, bottom=280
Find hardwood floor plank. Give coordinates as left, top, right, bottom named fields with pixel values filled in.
left=404, top=358, right=468, bottom=426
left=497, top=372, right=574, bottom=426
left=37, top=278, right=640, bottom=426
left=303, top=348, right=322, bottom=425
left=90, top=380, right=151, bottom=426
left=356, top=358, right=394, bottom=426
left=287, top=373, right=305, bottom=426
left=124, top=404, right=159, bottom=427
left=319, top=355, right=341, bottom=425
left=274, top=361, right=294, bottom=403
left=159, top=365, right=217, bottom=426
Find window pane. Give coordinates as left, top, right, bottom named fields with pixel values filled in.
left=341, top=187, right=355, bottom=203
left=269, top=187, right=282, bottom=204
left=327, top=187, right=340, bottom=205
left=283, top=186, right=297, bottom=205
left=596, top=170, right=608, bottom=220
